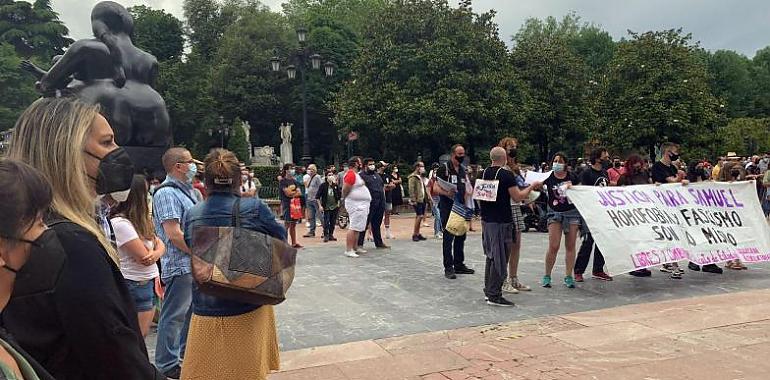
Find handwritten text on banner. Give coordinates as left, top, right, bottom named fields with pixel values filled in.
left=566, top=181, right=770, bottom=275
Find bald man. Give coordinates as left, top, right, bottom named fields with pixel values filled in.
left=479, top=147, right=541, bottom=306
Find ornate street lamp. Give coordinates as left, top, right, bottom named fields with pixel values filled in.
left=270, top=56, right=281, bottom=72
left=270, top=27, right=336, bottom=165
left=310, top=54, right=322, bottom=70
left=324, top=61, right=335, bottom=77
left=296, top=27, right=307, bottom=43
left=286, top=65, right=297, bottom=80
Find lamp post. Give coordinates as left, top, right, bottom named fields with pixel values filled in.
left=270, top=27, right=336, bottom=165
left=209, top=116, right=231, bottom=148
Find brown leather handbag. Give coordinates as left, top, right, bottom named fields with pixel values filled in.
left=190, top=198, right=297, bottom=305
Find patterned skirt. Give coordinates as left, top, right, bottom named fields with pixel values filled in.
left=180, top=306, right=280, bottom=380
left=511, top=204, right=526, bottom=232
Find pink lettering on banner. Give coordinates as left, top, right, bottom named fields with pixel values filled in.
left=691, top=249, right=740, bottom=265
left=630, top=247, right=689, bottom=269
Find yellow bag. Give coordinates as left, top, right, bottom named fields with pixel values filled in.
left=445, top=210, right=469, bottom=236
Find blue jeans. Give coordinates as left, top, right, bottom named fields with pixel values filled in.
left=431, top=199, right=442, bottom=235
left=307, top=201, right=320, bottom=234
left=155, top=273, right=193, bottom=373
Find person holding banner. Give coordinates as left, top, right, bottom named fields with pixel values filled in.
left=477, top=147, right=541, bottom=306
left=650, top=142, right=688, bottom=279
left=542, top=153, right=581, bottom=288
left=617, top=154, right=653, bottom=277
left=574, top=148, right=613, bottom=282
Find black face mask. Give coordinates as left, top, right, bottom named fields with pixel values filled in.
left=85, top=147, right=135, bottom=195
left=508, top=148, right=517, bottom=159
left=731, top=171, right=741, bottom=178
left=669, top=152, right=680, bottom=162
left=600, top=159, right=611, bottom=170
left=454, top=155, right=465, bottom=163
left=614, top=162, right=622, bottom=169
left=3, top=229, right=66, bottom=300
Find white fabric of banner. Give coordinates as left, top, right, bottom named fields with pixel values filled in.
left=567, top=181, right=770, bottom=275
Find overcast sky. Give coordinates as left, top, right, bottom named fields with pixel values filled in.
left=53, top=0, right=770, bottom=58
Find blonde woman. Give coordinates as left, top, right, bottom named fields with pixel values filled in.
left=5, top=97, right=164, bottom=379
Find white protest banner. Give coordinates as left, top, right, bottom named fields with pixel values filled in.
left=567, top=181, right=770, bottom=275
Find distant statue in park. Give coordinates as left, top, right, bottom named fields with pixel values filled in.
left=280, top=123, right=293, bottom=165
left=20, top=1, right=170, bottom=176
left=241, top=120, right=253, bottom=160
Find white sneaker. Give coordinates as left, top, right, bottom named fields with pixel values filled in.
left=511, top=277, right=532, bottom=292
left=344, top=251, right=359, bottom=258
left=435, top=233, right=443, bottom=239
left=502, top=278, right=519, bottom=294
left=355, top=247, right=368, bottom=254
left=385, top=228, right=393, bottom=239
left=305, top=221, right=310, bottom=228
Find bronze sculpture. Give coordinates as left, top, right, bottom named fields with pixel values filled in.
left=21, top=1, right=170, bottom=177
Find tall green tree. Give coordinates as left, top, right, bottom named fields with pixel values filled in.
left=601, top=29, right=724, bottom=160
left=128, top=5, right=184, bottom=62
left=706, top=50, right=752, bottom=119
left=282, top=0, right=390, bottom=37
left=0, top=0, right=72, bottom=58
left=334, top=0, right=528, bottom=163
left=209, top=4, right=295, bottom=155
left=718, top=118, right=770, bottom=157
left=0, top=43, right=37, bottom=130
left=750, top=46, right=770, bottom=118
left=510, top=15, right=594, bottom=161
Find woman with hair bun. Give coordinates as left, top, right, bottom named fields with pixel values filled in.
left=182, top=148, right=285, bottom=380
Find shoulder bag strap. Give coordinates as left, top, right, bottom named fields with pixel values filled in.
left=155, top=182, right=196, bottom=204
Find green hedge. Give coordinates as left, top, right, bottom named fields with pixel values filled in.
left=250, top=165, right=281, bottom=188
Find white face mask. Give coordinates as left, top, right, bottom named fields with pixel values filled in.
left=393, top=168, right=398, bottom=173
left=111, top=189, right=131, bottom=203
left=327, top=175, right=336, bottom=183
left=149, top=185, right=157, bottom=194
left=418, top=167, right=426, bottom=174
left=288, top=169, right=296, bottom=176
left=242, top=175, right=248, bottom=182
left=367, top=164, right=376, bottom=171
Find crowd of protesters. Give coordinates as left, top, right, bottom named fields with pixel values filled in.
left=1, top=96, right=769, bottom=380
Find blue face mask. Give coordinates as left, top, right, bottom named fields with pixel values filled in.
left=552, top=163, right=565, bottom=172
left=186, top=163, right=197, bottom=183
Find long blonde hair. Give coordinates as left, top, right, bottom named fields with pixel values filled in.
left=9, top=97, right=118, bottom=262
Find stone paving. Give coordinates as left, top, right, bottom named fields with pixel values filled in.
left=144, top=214, right=770, bottom=379
left=269, top=288, right=770, bottom=380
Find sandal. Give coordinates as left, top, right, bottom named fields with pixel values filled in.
left=728, top=260, right=748, bottom=270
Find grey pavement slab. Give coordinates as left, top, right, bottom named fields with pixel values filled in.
left=145, top=232, right=770, bottom=354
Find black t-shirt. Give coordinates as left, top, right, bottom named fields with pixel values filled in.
left=382, top=173, right=393, bottom=203
left=579, top=166, right=609, bottom=187
left=479, top=166, right=517, bottom=223
left=544, top=172, right=578, bottom=212
left=360, top=170, right=386, bottom=206
left=436, top=162, right=466, bottom=206
left=651, top=161, right=678, bottom=184
left=279, top=177, right=297, bottom=207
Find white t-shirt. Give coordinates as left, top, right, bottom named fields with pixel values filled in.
left=111, top=217, right=159, bottom=281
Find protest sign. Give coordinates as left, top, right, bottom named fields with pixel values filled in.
left=524, top=170, right=552, bottom=185
left=567, top=181, right=770, bottom=275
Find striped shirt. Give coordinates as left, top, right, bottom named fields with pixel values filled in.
left=153, top=175, right=197, bottom=280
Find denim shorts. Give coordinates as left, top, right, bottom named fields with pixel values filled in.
left=546, top=208, right=582, bottom=234
left=125, top=279, right=155, bottom=312
left=413, top=202, right=426, bottom=216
